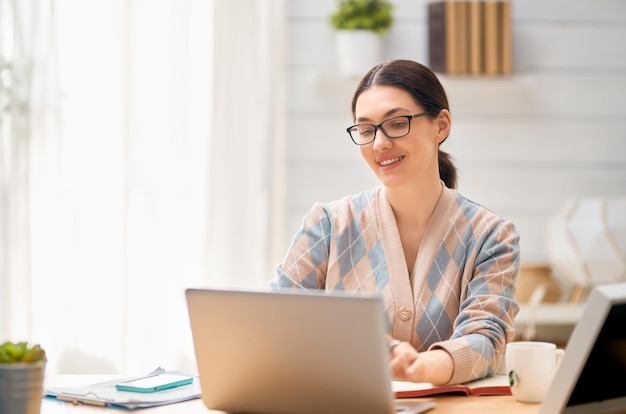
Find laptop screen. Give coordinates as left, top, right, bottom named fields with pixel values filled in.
left=566, top=302, right=626, bottom=408
left=539, top=282, right=626, bottom=414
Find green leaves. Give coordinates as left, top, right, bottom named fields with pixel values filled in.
left=330, top=0, right=394, bottom=34
left=0, top=341, right=47, bottom=363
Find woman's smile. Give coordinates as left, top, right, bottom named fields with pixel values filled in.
left=378, top=156, right=404, bottom=167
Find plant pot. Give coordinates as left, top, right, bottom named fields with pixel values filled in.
left=335, top=29, right=383, bottom=77
left=0, top=362, right=46, bottom=414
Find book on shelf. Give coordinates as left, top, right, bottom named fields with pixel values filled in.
left=427, top=1, right=449, bottom=73
left=427, top=0, right=512, bottom=76
left=427, top=0, right=464, bottom=74
left=499, top=0, right=512, bottom=74
left=483, top=0, right=500, bottom=75
left=454, top=1, right=468, bottom=75
left=393, top=373, right=511, bottom=398
left=467, top=0, right=484, bottom=75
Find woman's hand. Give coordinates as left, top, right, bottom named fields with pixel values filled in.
left=388, top=339, right=454, bottom=385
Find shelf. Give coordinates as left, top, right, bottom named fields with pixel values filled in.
left=310, top=71, right=535, bottom=116
left=515, top=302, right=586, bottom=345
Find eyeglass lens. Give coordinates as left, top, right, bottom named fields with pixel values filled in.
left=349, top=116, right=411, bottom=145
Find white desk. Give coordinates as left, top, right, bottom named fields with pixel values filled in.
left=42, top=375, right=540, bottom=414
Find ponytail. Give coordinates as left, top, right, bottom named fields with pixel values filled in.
left=438, top=150, right=457, bottom=189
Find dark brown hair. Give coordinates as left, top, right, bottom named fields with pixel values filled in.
left=351, top=59, right=457, bottom=189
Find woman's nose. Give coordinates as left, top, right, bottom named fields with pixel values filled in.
left=372, top=128, right=391, bottom=150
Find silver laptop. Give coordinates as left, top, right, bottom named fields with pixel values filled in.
left=539, top=282, right=626, bottom=413
left=185, top=288, right=435, bottom=414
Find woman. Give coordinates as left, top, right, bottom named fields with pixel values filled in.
left=270, top=59, right=520, bottom=386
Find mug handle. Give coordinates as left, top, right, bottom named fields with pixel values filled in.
left=556, top=349, right=565, bottom=365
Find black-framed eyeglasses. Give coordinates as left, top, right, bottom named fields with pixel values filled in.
left=346, top=112, right=429, bottom=145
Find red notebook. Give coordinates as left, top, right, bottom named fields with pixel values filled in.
left=393, top=374, right=511, bottom=398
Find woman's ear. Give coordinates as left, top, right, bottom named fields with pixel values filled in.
left=435, top=109, right=451, bottom=144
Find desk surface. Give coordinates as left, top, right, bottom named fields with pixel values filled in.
left=42, top=395, right=540, bottom=414
left=42, top=375, right=540, bottom=414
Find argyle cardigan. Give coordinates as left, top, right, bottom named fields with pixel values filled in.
left=270, top=184, right=520, bottom=385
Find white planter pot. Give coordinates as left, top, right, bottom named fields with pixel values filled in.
left=335, top=30, right=384, bottom=77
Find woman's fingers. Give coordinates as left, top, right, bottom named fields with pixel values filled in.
left=389, top=341, right=419, bottom=381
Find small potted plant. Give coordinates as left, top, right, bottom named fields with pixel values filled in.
left=0, top=341, right=47, bottom=414
left=329, top=0, right=394, bottom=76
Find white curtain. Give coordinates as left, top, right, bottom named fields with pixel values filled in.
left=208, top=0, right=287, bottom=289
left=0, top=0, right=286, bottom=375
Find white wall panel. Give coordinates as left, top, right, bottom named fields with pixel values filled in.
left=513, top=0, right=626, bottom=21
left=288, top=116, right=357, bottom=161
left=287, top=72, right=357, bottom=114
left=446, top=120, right=626, bottom=163
left=441, top=74, right=626, bottom=116
left=515, top=26, right=626, bottom=71
left=288, top=22, right=336, bottom=70
left=384, top=24, right=430, bottom=64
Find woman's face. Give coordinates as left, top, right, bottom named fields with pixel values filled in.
left=354, top=85, right=448, bottom=190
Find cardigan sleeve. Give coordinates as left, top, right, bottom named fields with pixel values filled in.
left=270, top=202, right=332, bottom=291
left=430, top=218, right=520, bottom=385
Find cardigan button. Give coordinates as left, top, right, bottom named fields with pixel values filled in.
left=397, top=305, right=412, bottom=321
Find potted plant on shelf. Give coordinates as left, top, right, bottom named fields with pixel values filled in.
left=330, top=0, right=394, bottom=76
left=0, top=341, right=47, bottom=414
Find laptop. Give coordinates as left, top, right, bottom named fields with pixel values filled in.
left=539, top=282, right=626, bottom=413
left=185, top=288, right=435, bottom=414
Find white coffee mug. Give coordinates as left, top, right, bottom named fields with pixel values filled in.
left=505, top=341, right=565, bottom=403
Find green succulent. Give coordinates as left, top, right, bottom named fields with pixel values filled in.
left=330, top=0, right=394, bottom=35
left=0, top=341, right=47, bottom=363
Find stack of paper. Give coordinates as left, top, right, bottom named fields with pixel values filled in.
left=44, top=367, right=201, bottom=410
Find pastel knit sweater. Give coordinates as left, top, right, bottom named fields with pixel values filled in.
left=270, top=184, right=520, bottom=385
